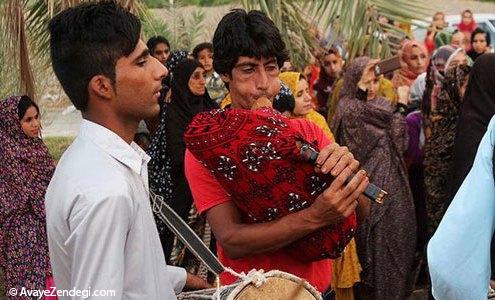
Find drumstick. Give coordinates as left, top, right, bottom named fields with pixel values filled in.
left=297, top=141, right=387, bottom=204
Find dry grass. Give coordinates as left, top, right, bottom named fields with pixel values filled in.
left=43, top=136, right=75, bottom=162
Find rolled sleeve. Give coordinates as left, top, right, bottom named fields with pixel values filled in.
left=166, top=265, right=187, bottom=294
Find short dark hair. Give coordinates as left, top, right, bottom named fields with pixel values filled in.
left=212, top=9, right=289, bottom=76
left=471, top=27, right=491, bottom=46
left=147, top=36, right=170, bottom=53
left=192, top=42, right=213, bottom=59
left=17, top=95, right=39, bottom=119
left=49, top=1, right=141, bottom=111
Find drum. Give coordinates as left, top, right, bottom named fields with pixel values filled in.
left=177, top=270, right=322, bottom=300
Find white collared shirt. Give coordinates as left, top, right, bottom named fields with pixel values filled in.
left=45, top=119, right=186, bottom=299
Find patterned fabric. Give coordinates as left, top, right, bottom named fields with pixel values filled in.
left=0, top=96, right=55, bottom=298
left=147, top=104, right=174, bottom=253
left=165, top=50, right=189, bottom=76
left=332, top=57, right=416, bottom=300
left=424, top=65, right=471, bottom=236
left=272, top=83, right=295, bottom=113
left=184, top=107, right=357, bottom=262
left=205, top=72, right=228, bottom=104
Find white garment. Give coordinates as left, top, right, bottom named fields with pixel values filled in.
left=45, top=119, right=186, bottom=300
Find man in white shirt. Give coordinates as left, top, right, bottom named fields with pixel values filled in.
left=45, top=1, right=207, bottom=299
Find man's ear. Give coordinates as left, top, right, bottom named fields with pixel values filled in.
left=88, top=75, right=114, bottom=100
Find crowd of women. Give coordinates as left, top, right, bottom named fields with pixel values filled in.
left=1, top=7, right=495, bottom=300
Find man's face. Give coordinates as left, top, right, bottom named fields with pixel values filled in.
left=197, top=49, right=213, bottom=73
left=322, top=53, right=343, bottom=78
left=151, top=42, right=170, bottom=65
left=221, top=56, right=280, bottom=109
left=113, top=39, right=167, bottom=122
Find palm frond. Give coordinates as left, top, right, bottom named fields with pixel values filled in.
left=0, top=0, right=152, bottom=101
left=243, top=0, right=431, bottom=69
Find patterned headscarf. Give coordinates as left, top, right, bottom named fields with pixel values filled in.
left=165, top=50, right=189, bottom=77
left=272, top=83, right=295, bottom=113
left=279, top=71, right=300, bottom=94
left=0, top=96, right=55, bottom=219
left=339, top=56, right=370, bottom=100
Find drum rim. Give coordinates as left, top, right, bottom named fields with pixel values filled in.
left=225, top=270, right=322, bottom=300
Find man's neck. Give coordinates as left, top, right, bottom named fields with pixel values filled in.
left=83, top=112, right=138, bottom=144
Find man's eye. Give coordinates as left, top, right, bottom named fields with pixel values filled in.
left=137, top=60, right=147, bottom=66
left=266, top=65, right=278, bottom=72
left=241, top=67, right=255, bottom=73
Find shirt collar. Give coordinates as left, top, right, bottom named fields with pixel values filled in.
left=79, top=119, right=150, bottom=175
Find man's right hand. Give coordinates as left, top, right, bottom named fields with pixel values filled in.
left=307, top=167, right=369, bottom=225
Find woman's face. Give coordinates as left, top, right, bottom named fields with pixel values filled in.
left=433, top=13, right=445, bottom=29
left=20, top=105, right=41, bottom=138
left=293, top=78, right=312, bottom=116
left=472, top=33, right=488, bottom=54
left=188, top=67, right=207, bottom=96
left=407, top=46, right=428, bottom=74
left=447, top=52, right=468, bottom=71
left=462, top=11, right=473, bottom=25
left=367, top=76, right=380, bottom=101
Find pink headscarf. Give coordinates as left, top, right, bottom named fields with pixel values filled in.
left=392, top=40, right=429, bottom=88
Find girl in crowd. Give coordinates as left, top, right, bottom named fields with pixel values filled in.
left=457, top=9, right=477, bottom=44
left=279, top=71, right=334, bottom=140
left=425, top=12, right=447, bottom=54
left=148, top=59, right=218, bottom=279
left=332, top=57, right=416, bottom=300
left=467, top=27, right=491, bottom=61
left=392, top=40, right=429, bottom=89
left=423, top=65, right=471, bottom=236
left=0, top=96, right=55, bottom=299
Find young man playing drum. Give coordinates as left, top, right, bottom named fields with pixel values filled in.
left=184, top=9, right=370, bottom=295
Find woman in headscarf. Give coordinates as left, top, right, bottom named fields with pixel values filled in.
left=144, top=50, right=189, bottom=136
left=421, top=45, right=458, bottom=121
left=279, top=71, right=334, bottom=141
left=457, top=9, right=477, bottom=43
left=423, top=64, right=471, bottom=236
left=0, top=96, right=56, bottom=299
left=148, top=58, right=218, bottom=279
left=332, top=57, right=416, bottom=300
left=279, top=71, right=361, bottom=299
left=449, top=53, right=495, bottom=206
left=392, top=40, right=429, bottom=89
left=467, top=27, right=491, bottom=62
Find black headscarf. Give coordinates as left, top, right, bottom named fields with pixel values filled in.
left=165, top=58, right=218, bottom=217
left=449, top=54, right=495, bottom=200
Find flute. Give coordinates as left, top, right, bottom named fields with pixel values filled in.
left=297, top=141, right=387, bottom=204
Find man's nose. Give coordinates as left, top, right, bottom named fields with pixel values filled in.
left=256, top=69, right=269, bottom=91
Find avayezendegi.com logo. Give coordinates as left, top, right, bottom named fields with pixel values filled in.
left=8, top=286, right=116, bottom=298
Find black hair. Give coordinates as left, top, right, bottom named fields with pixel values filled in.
left=49, top=0, right=141, bottom=111
left=192, top=42, right=213, bottom=59
left=17, top=95, right=40, bottom=120
left=212, top=9, right=289, bottom=76
left=471, top=27, right=491, bottom=46
left=147, top=36, right=170, bottom=53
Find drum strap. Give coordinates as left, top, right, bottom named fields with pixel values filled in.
left=150, top=190, right=225, bottom=275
